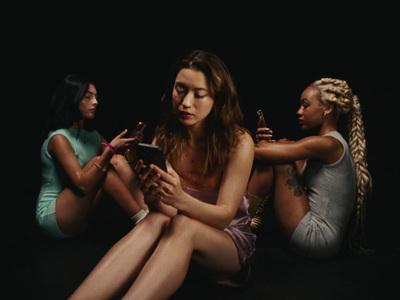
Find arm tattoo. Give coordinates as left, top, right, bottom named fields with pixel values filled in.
left=285, top=165, right=304, bottom=197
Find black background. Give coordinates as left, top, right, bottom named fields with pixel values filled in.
left=5, top=6, right=400, bottom=249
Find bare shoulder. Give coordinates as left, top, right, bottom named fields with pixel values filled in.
left=299, top=135, right=343, bottom=163
left=48, top=134, right=72, bottom=155
left=300, top=135, right=341, bottom=151
left=229, top=130, right=254, bottom=164
left=235, top=129, right=254, bottom=152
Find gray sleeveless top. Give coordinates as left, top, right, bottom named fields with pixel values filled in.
left=290, top=131, right=356, bottom=257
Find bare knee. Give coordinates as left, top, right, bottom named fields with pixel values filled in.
left=166, top=215, right=197, bottom=242
left=110, top=154, right=128, bottom=169
left=109, top=154, right=138, bottom=187
left=136, top=212, right=170, bottom=233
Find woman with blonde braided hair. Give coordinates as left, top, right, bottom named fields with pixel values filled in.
left=248, top=78, right=372, bottom=258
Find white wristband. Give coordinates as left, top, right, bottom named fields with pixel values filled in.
left=131, top=209, right=150, bottom=225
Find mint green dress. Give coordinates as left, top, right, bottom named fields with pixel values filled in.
left=36, top=128, right=101, bottom=238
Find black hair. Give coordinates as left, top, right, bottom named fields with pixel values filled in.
left=42, top=74, right=95, bottom=138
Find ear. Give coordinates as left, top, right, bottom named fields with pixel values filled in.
left=323, top=102, right=334, bottom=117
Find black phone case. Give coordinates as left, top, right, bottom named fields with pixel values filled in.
left=135, top=143, right=167, bottom=171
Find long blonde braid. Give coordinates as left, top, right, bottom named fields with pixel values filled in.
left=312, top=78, right=373, bottom=254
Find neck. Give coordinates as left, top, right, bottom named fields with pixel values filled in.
left=184, top=123, right=207, bottom=146
left=317, top=120, right=337, bottom=136
left=72, top=119, right=84, bottom=130
left=186, top=130, right=206, bottom=146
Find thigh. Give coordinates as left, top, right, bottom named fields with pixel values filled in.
left=273, top=163, right=309, bottom=240
left=55, top=186, right=99, bottom=235
left=37, top=197, right=73, bottom=239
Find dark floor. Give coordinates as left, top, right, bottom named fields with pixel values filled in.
left=5, top=219, right=399, bottom=300
left=5, top=161, right=400, bottom=299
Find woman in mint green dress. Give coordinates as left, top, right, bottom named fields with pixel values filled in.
left=36, top=74, right=148, bottom=239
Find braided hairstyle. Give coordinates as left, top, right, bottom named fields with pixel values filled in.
left=311, top=78, right=373, bottom=254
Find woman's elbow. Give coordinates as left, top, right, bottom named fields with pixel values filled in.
left=254, top=144, right=270, bottom=161
left=70, top=177, right=93, bottom=196
left=215, top=210, right=235, bottom=230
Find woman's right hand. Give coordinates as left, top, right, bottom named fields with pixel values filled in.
left=256, top=127, right=275, bottom=143
left=109, top=129, right=136, bottom=153
left=133, top=159, right=160, bottom=198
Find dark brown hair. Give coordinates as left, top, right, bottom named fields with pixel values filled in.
left=154, top=50, right=245, bottom=176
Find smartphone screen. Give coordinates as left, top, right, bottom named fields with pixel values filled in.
left=135, top=143, right=167, bottom=171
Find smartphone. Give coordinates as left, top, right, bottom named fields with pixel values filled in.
left=129, top=122, right=147, bottom=138
left=257, top=109, right=267, bottom=128
left=135, top=143, right=167, bottom=171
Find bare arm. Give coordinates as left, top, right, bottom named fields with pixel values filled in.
left=151, top=132, right=254, bottom=230
left=48, top=130, right=135, bottom=194
left=254, top=135, right=343, bottom=165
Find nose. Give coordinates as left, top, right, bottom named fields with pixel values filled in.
left=297, top=106, right=303, bottom=116
left=181, top=92, right=193, bottom=108
left=93, top=96, right=98, bottom=106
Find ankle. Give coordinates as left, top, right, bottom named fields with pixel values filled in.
left=131, top=209, right=150, bottom=225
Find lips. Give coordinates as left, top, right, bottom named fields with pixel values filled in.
left=180, top=111, right=193, bottom=119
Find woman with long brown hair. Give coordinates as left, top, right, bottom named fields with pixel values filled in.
left=69, top=51, right=256, bottom=299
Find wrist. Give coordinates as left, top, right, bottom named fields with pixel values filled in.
left=102, top=142, right=117, bottom=156
left=174, top=192, right=191, bottom=213
left=107, top=143, right=117, bottom=155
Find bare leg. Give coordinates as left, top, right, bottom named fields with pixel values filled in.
left=111, top=154, right=148, bottom=210
left=102, top=166, right=143, bottom=216
left=273, top=163, right=309, bottom=240
left=55, top=156, right=105, bottom=235
left=56, top=156, right=145, bottom=235
left=69, top=213, right=170, bottom=300
left=55, top=186, right=100, bottom=235
left=123, top=215, right=241, bottom=300
left=248, top=164, right=274, bottom=198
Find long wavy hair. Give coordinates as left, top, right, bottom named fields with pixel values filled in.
left=154, top=50, right=245, bottom=177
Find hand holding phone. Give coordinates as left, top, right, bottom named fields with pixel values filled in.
left=256, top=109, right=275, bottom=142
left=124, top=122, right=147, bottom=162
left=130, top=122, right=147, bottom=138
